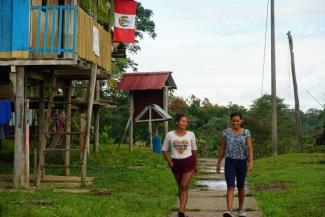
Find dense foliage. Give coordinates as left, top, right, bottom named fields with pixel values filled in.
left=99, top=93, right=325, bottom=158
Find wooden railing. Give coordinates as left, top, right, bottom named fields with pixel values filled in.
left=29, top=5, right=111, bottom=72
left=30, top=5, right=78, bottom=57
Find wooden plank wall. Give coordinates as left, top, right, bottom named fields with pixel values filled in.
left=77, top=8, right=111, bottom=72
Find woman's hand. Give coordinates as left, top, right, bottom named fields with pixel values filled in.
left=194, top=165, right=198, bottom=174
left=248, top=160, right=253, bottom=171
left=168, top=161, right=174, bottom=169
left=216, top=163, right=221, bottom=174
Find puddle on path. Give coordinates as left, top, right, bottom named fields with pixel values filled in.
left=196, top=180, right=228, bottom=191
left=200, top=166, right=224, bottom=173
left=197, top=179, right=249, bottom=191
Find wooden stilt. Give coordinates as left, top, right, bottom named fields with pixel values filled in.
left=118, top=112, right=133, bottom=149
left=129, top=92, right=134, bottom=151
left=93, top=108, right=100, bottom=154
left=13, top=66, right=28, bottom=188
left=64, top=80, right=73, bottom=176
left=163, top=86, right=169, bottom=134
left=36, top=81, right=45, bottom=184
left=93, top=81, right=100, bottom=154
left=36, top=75, right=56, bottom=187
left=24, top=99, right=30, bottom=187
left=81, top=64, right=97, bottom=184
left=149, top=106, right=153, bottom=151
left=33, top=147, right=37, bottom=178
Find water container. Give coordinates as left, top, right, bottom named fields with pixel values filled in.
left=152, top=136, right=162, bottom=153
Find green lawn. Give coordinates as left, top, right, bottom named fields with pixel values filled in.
left=0, top=144, right=177, bottom=217
left=248, top=153, right=325, bottom=217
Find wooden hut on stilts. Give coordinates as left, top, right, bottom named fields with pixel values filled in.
left=0, top=0, right=113, bottom=188
left=117, top=72, right=177, bottom=151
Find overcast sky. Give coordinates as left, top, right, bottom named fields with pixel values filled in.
left=129, top=0, right=325, bottom=111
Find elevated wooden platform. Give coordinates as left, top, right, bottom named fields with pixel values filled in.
left=0, top=58, right=111, bottom=80
left=0, top=174, right=94, bottom=189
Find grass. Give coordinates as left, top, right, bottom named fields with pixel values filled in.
left=248, top=153, right=325, bottom=217
left=0, top=143, right=177, bottom=217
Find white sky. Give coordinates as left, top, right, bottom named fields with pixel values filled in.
left=129, top=0, right=325, bottom=111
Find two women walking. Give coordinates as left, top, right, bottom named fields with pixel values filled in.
left=163, top=112, right=253, bottom=217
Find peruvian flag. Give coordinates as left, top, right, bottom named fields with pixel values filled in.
left=113, top=0, right=137, bottom=43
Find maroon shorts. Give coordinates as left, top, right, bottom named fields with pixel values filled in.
left=172, top=155, right=196, bottom=176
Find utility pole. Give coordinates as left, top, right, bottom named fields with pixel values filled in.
left=271, top=0, right=278, bottom=155
left=287, top=31, right=304, bottom=152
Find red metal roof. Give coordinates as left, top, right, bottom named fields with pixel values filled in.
left=117, top=72, right=176, bottom=91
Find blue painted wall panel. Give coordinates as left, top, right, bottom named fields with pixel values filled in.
left=12, top=0, right=30, bottom=52
left=0, top=0, right=13, bottom=52
left=0, top=0, right=29, bottom=53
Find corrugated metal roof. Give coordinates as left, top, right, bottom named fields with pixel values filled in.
left=117, top=72, right=177, bottom=91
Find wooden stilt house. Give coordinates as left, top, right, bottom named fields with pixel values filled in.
left=117, top=72, right=177, bottom=151
left=0, top=0, right=113, bottom=188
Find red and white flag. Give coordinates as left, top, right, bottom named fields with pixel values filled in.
left=113, top=0, right=137, bottom=43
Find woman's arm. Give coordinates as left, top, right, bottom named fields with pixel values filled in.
left=216, top=136, right=226, bottom=174
left=192, top=150, right=198, bottom=163
left=190, top=132, right=198, bottom=171
left=162, top=151, right=174, bottom=168
left=162, top=133, right=173, bottom=168
left=246, top=136, right=253, bottom=171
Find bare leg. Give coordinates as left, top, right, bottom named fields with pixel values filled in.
left=179, top=170, right=194, bottom=212
left=226, top=187, right=236, bottom=212
left=173, top=174, right=181, bottom=201
left=238, top=187, right=245, bottom=210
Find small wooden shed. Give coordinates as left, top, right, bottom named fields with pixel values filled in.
left=118, top=72, right=177, bottom=150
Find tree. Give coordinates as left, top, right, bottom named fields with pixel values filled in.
left=169, top=97, right=188, bottom=115
left=87, top=1, right=157, bottom=145
left=246, top=95, right=296, bottom=156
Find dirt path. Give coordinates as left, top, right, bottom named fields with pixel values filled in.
left=168, top=158, right=263, bottom=217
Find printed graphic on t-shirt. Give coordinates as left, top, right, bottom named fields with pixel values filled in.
left=172, top=140, right=189, bottom=153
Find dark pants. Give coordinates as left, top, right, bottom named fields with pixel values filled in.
left=225, top=158, right=247, bottom=189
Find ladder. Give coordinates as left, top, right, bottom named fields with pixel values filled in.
left=35, top=67, right=97, bottom=187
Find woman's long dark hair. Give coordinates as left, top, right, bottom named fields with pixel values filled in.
left=175, top=113, right=187, bottom=123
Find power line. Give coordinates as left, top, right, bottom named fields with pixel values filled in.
left=305, top=88, right=325, bottom=109
left=261, top=0, right=270, bottom=96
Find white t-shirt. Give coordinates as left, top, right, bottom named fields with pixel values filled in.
left=162, top=131, right=197, bottom=159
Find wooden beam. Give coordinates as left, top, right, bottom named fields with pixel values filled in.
left=163, top=86, right=169, bottom=134
left=93, top=81, right=100, bottom=154
left=64, top=81, right=73, bottom=176
left=36, top=81, right=44, bottom=185
left=27, top=71, right=45, bottom=81
left=81, top=64, right=97, bottom=184
left=0, top=59, right=78, bottom=66
left=287, top=31, right=303, bottom=152
left=24, top=98, right=30, bottom=188
left=148, top=106, right=153, bottom=151
left=13, top=66, right=28, bottom=188
left=129, top=92, right=134, bottom=151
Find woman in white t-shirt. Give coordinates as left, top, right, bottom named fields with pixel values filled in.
left=162, top=113, right=197, bottom=217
